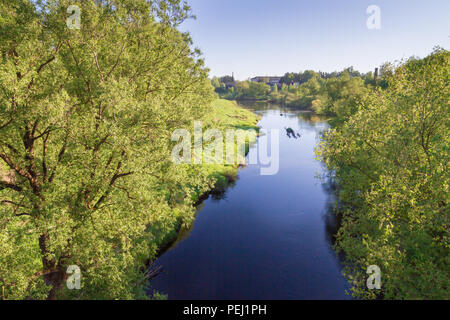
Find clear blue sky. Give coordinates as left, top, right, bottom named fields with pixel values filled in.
left=179, top=0, right=450, bottom=80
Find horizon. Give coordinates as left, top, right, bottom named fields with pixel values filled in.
left=180, top=0, right=450, bottom=80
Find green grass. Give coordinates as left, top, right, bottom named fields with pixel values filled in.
left=201, top=99, right=260, bottom=193
left=206, top=98, right=260, bottom=129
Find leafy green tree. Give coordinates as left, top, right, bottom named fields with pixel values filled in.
left=211, top=77, right=220, bottom=88
left=317, top=48, right=449, bottom=299
left=218, top=75, right=234, bottom=83
left=299, top=70, right=317, bottom=84
left=0, top=0, right=214, bottom=299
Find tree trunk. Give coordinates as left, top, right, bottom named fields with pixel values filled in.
left=39, top=233, right=65, bottom=300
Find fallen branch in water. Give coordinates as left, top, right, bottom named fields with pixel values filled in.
left=145, top=265, right=163, bottom=281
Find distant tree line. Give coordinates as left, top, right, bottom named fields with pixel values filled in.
left=211, top=66, right=394, bottom=112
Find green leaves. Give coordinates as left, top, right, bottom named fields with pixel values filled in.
left=317, top=48, right=450, bottom=299
left=0, top=0, right=215, bottom=299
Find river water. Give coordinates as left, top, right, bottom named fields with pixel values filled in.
left=148, top=102, right=350, bottom=299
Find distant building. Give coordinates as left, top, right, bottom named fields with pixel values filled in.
left=250, top=76, right=282, bottom=86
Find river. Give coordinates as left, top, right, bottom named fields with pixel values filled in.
left=148, top=102, right=351, bottom=300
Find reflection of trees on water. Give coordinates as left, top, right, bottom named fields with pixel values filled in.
left=299, top=112, right=327, bottom=123
left=165, top=178, right=239, bottom=254
left=297, top=113, right=329, bottom=135
left=237, top=101, right=329, bottom=134
left=210, top=179, right=237, bottom=201
left=236, top=100, right=279, bottom=111
left=319, top=173, right=347, bottom=262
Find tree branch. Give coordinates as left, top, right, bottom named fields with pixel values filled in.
left=0, top=180, right=22, bottom=192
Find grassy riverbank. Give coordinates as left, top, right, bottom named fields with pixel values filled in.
left=150, top=98, right=260, bottom=260
left=203, top=99, right=260, bottom=191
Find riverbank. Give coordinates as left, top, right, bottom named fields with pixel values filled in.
left=147, top=99, right=260, bottom=278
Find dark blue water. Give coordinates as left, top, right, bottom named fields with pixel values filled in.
left=148, top=102, right=350, bottom=299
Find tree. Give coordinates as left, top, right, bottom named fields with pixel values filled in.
left=299, top=70, right=317, bottom=84
left=211, top=77, right=220, bottom=88
left=317, top=48, right=449, bottom=299
left=0, top=0, right=214, bottom=299
left=218, top=75, right=234, bottom=83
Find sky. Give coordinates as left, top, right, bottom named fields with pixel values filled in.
left=179, top=0, right=450, bottom=80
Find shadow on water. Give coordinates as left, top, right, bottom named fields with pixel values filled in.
left=321, top=179, right=340, bottom=247
left=163, top=178, right=239, bottom=255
